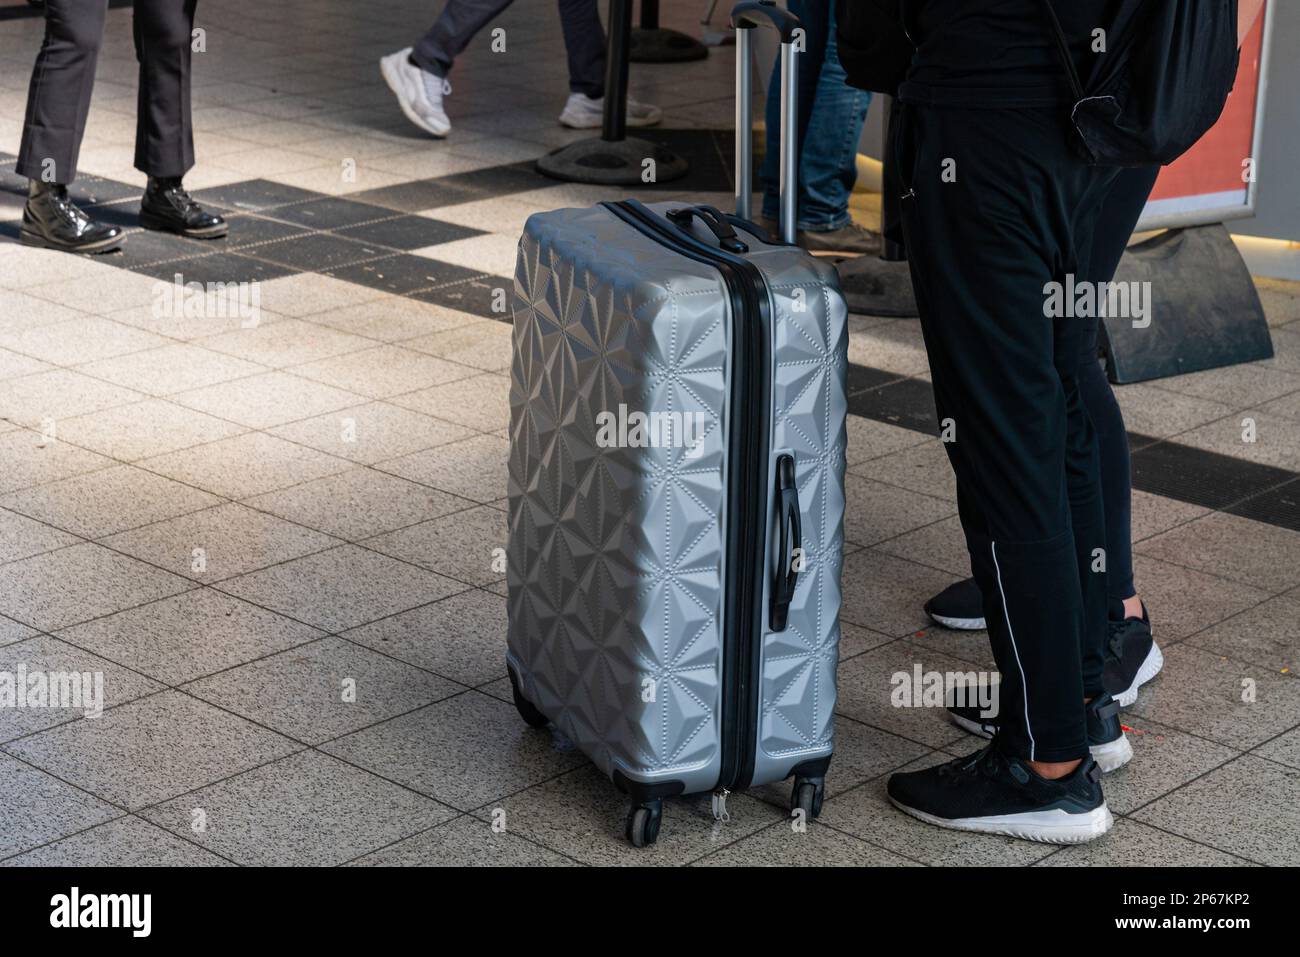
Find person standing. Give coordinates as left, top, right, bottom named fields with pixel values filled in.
left=883, top=0, right=1135, bottom=844
left=381, top=0, right=661, bottom=138
left=17, top=0, right=227, bottom=254
left=885, top=0, right=1266, bottom=845
left=757, top=0, right=877, bottom=255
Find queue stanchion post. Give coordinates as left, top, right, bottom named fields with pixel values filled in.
left=537, top=0, right=689, bottom=185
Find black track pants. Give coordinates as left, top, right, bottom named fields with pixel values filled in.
left=1077, top=166, right=1161, bottom=607
left=17, top=0, right=198, bottom=184
left=899, top=103, right=1121, bottom=763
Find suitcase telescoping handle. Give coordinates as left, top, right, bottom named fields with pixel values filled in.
left=732, top=1, right=801, bottom=243
left=770, top=454, right=802, bottom=632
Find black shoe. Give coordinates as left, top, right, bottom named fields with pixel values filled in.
left=755, top=215, right=784, bottom=242
left=20, top=180, right=124, bottom=254
left=140, top=177, right=227, bottom=238
left=924, top=577, right=985, bottom=630
left=887, top=743, right=1113, bottom=844
left=754, top=216, right=883, bottom=257
left=947, top=688, right=1133, bottom=773
left=797, top=221, right=883, bottom=257
left=1105, top=606, right=1163, bottom=706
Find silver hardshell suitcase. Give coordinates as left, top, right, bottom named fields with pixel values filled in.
left=506, top=1, right=848, bottom=847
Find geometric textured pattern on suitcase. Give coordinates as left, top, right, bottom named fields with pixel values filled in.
left=755, top=251, right=848, bottom=764
left=506, top=205, right=732, bottom=789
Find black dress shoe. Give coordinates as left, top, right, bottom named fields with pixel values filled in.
left=140, top=176, right=227, bottom=238
left=20, top=181, right=124, bottom=254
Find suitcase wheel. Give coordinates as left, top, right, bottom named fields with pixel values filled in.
left=791, top=777, right=825, bottom=820
left=510, top=682, right=549, bottom=729
left=625, top=800, right=663, bottom=848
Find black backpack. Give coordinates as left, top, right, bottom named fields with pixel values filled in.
left=837, top=0, right=1242, bottom=167
left=1038, top=0, right=1241, bottom=167
left=834, top=0, right=912, bottom=96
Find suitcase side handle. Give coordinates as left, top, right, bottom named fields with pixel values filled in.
left=770, top=453, right=802, bottom=632
left=732, top=1, right=801, bottom=243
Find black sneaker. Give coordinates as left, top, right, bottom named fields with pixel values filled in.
left=1105, top=607, right=1163, bottom=707
left=924, top=577, right=985, bottom=630
left=888, top=743, right=1113, bottom=844
left=947, top=688, right=1132, bottom=773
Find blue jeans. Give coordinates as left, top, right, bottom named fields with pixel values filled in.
left=759, top=0, right=871, bottom=231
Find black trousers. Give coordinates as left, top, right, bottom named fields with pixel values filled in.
left=899, top=103, right=1122, bottom=763
left=17, top=0, right=197, bottom=184
left=1077, top=165, right=1161, bottom=607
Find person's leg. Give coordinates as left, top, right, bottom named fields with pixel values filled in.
left=930, top=164, right=1162, bottom=722
left=16, top=0, right=108, bottom=185
left=899, top=103, right=1102, bottom=769
left=794, top=2, right=870, bottom=232
left=1057, top=281, right=1109, bottom=705
left=886, top=104, right=1116, bottom=842
left=132, top=0, right=197, bottom=180
left=131, top=0, right=224, bottom=237
left=556, top=0, right=604, bottom=97
left=16, top=0, right=125, bottom=254
left=759, top=0, right=825, bottom=223
left=1077, top=166, right=1161, bottom=616
left=410, top=0, right=515, bottom=77
left=553, top=0, right=660, bottom=129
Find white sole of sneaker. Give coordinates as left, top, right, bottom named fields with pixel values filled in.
left=951, top=713, right=997, bottom=739
left=1114, top=641, right=1164, bottom=708
left=928, top=612, right=986, bottom=631
left=951, top=714, right=1134, bottom=774
left=1090, top=733, right=1134, bottom=773
left=380, top=57, right=449, bottom=138
left=890, top=797, right=1114, bottom=844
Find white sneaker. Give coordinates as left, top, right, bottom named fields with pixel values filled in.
left=380, top=47, right=451, bottom=137
left=558, top=92, right=662, bottom=129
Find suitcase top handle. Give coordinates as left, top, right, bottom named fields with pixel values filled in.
left=731, top=0, right=802, bottom=243
left=731, top=0, right=801, bottom=42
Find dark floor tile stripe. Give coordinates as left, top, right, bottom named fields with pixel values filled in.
left=843, top=359, right=1300, bottom=533
left=1223, top=477, right=1300, bottom=530
left=1129, top=439, right=1295, bottom=510
left=846, top=375, right=939, bottom=433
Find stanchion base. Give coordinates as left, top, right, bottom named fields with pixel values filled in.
left=1103, top=223, right=1273, bottom=383
left=834, top=254, right=918, bottom=318
left=536, top=136, right=689, bottom=186
left=629, top=28, right=709, bottom=62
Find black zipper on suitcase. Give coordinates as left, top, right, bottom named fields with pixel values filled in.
left=601, top=199, right=771, bottom=793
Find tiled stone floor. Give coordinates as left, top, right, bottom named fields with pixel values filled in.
left=1, top=0, right=1299, bottom=866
